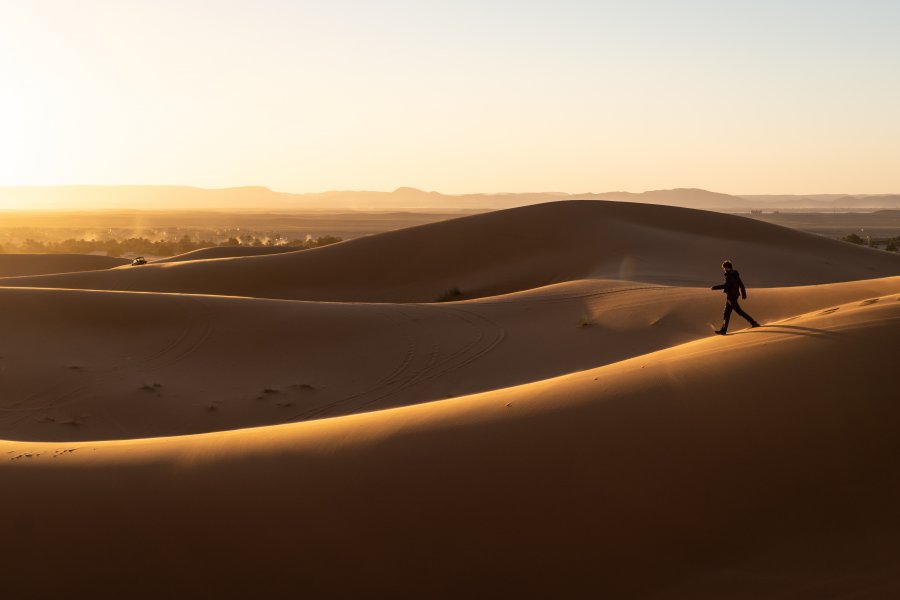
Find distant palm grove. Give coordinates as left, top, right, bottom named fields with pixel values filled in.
left=0, top=234, right=343, bottom=257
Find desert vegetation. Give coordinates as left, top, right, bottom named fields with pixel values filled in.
left=436, top=286, right=463, bottom=302
left=0, top=233, right=342, bottom=257
left=841, top=232, right=900, bottom=251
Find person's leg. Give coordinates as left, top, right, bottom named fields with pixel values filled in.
left=731, top=298, right=759, bottom=326
left=720, top=300, right=734, bottom=333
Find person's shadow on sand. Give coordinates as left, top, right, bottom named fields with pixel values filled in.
left=733, top=324, right=845, bottom=340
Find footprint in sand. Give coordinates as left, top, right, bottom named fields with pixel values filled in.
left=819, top=307, right=840, bottom=315
left=11, top=452, right=41, bottom=461
left=859, top=298, right=880, bottom=306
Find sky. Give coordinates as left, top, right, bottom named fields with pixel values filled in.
left=1, top=0, right=899, bottom=195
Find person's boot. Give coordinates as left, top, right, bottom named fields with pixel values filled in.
left=714, top=328, right=727, bottom=335
left=750, top=321, right=761, bottom=328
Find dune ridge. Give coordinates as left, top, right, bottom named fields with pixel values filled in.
left=150, top=245, right=302, bottom=263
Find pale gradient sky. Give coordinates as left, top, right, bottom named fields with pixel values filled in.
left=1, top=0, right=899, bottom=194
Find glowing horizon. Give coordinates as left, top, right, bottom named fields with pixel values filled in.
left=2, top=0, right=899, bottom=197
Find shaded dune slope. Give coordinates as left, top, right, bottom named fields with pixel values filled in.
left=2, top=296, right=899, bottom=599
left=2, top=201, right=898, bottom=301
left=0, top=253, right=129, bottom=277
left=1, top=276, right=897, bottom=442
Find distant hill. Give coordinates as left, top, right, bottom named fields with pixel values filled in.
left=738, top=194, right=900, bottom=210
left=0, top=185, right=754, bottom=211
left=1, top=185, right=898, bottom=212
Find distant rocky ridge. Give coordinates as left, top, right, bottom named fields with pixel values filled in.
left=1, top=185, right=898, bottom=211
left=739, top=194, right=900, bottom=210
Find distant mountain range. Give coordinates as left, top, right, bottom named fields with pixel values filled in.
left=1, top=185, right=899, bottom=212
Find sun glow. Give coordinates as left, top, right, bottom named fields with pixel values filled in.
left=2, top=1, right=900, bottom=196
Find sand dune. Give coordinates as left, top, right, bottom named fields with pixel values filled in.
left=2, top=201, right=899, bottom=598
left=2, top=201, right=898, bottom=301
left=2, top=293, right=898, bottom=598
left=0, top=253, right=129, bottom=277
left=1, top=276, right=897, bottom=442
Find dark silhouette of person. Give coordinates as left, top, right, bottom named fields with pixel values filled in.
left=711, top=260, right=760, bottom=335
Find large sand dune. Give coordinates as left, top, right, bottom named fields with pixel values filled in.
left=2, top=201, right=898, bottom=301
left=1, top=200, right=899, bottom=598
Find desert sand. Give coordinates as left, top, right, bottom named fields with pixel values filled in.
left=0, top=253, right=130, bottom=277
left=1, top=200, right=899, bottom=599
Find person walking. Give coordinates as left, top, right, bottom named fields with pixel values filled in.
left=711, top=260, right=760, bottom=335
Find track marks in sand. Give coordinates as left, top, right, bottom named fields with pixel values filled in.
left=8, top=447, right=79, bottom=462
left=0, top=295, right=212, bottom=435
left=287, top=303, right=507, bottom=421
left=367, top=305, right=507, bottom=409
left=816, top=297, right=883, bottom=318
left=8, top=451, right=41, bottom=461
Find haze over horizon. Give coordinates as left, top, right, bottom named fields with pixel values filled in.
left=3, top=0, right=900, bottom=198
left=2, top=184, right=900, bottom=213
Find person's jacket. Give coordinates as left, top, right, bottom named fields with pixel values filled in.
left=711, top=269, right=746, bottom=299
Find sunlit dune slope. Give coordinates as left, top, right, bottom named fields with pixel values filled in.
left=2, top=276, right=897, bottom=442
left=150, top=245, right=301, bottom=263
left=0, top=253, right=129, bottom=277
left=2, top=201, right=898, bottom=301
left=2, top=295, right=899, bottom=599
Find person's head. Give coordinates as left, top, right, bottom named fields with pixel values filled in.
left=722, top=260, right=733, bottom=271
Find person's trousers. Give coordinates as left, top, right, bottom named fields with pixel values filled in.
left=722, top=296, right=755, bottom=332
